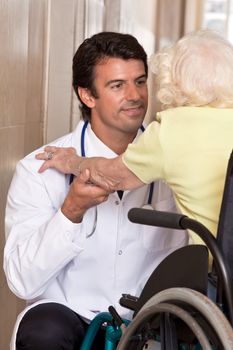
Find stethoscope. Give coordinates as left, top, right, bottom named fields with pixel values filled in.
left=69, top=120, right=154, bottom=237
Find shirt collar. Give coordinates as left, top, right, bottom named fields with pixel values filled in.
left=71, top=120, right=145, bottom=159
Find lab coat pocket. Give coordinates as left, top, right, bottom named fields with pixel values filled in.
left=141, top=224, right=177, bottom=252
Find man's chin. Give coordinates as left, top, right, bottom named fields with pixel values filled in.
left=121, top=119, right=145, bottom=134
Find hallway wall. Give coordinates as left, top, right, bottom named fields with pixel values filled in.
left=0, top=0, right=47, bottom=347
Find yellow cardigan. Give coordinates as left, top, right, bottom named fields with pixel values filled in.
left=123, top=106, right=233, bottom=245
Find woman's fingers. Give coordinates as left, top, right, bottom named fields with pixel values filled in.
left=35, top=146, right=77, bottom=174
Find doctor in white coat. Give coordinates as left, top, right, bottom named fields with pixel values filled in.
left=4, top=32, right=187, bottom=350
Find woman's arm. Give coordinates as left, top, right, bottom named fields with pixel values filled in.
left=36, top=146, right=144, bottom=191
left=79, top=155, right=144, bottom=191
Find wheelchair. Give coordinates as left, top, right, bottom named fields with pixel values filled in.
left=80, top=152, right=233, bottom=350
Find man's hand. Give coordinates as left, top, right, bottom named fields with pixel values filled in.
left=61, top=169, right=110, bottom=223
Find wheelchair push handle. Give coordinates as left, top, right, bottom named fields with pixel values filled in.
left=128, top=208, right=186, bottom=230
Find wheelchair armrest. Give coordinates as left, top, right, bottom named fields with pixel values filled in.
left=120, top=294, right=139, bottom=311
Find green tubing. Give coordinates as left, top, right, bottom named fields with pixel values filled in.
left=80, top=312, right=129, bottom=350
left=80, top=312, right=113, bottom=350
left=105, top=325, right=122, bottom=350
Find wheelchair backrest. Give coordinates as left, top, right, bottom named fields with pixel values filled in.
left=217, top=150, right=233, bottom=281
left=133, top=244, right=208, bottom=316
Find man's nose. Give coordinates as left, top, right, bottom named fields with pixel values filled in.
left=125, top=84, right=140, bottom=101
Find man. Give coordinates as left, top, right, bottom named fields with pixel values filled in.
left=4, top=32, right=187, bottom=350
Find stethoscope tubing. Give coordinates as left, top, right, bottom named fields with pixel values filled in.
left=69, top=121, right=154, bottom=237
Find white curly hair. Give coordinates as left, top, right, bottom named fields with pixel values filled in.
left=150, top=29, right=233, bottom=109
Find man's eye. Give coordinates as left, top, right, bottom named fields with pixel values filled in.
left=111, top=82, right=123, bottom=89
left=136, top=79, right=147, bottom=86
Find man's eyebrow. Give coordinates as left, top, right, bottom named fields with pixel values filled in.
left=136, top=74, right=147, bottom=80
left=105, top=74, right=147, bottom=87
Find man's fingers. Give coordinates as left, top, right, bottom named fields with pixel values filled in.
left=75, top=170, right=111, bottom=198
left=77, top=169, right=91, bottom=183
left=102, top=195, right=109, bottom=202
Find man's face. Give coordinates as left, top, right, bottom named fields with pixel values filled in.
left=90, top=57, right=148, bottom=135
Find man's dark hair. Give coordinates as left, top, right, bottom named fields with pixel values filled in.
left=72, top=31, right=148, bottom=120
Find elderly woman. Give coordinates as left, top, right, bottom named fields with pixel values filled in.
left=37, top=29, right=233, bottom=245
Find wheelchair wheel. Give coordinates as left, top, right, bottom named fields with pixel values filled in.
left=117, top=302, right=211, bottom=350
left=117, top=288, right=233, bottom=350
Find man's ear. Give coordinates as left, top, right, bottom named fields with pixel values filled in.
left=78, top=87, right=96, bottom=108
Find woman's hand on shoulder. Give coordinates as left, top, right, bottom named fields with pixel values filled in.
left=35, top=146, right=81, bottom=174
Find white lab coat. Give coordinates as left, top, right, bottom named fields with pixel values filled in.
left=4, top=121, right=188, bottom=349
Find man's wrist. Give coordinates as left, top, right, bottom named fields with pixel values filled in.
left=61, top=205, right=84, bottom=224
